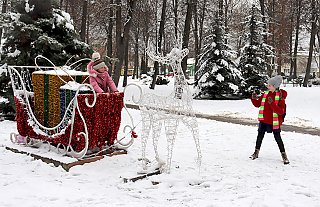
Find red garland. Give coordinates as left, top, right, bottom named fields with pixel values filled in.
left=14, top=93, right=124, bottom=153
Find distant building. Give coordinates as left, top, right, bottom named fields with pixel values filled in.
left=286, top=30, right=319, bottom=77
left=281, top=56, right=318, bottom=77
left=187, top=58, right=195, bottom=76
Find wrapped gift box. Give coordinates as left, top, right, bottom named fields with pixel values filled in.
left=32, top=69, right=89, bottom=128
left=59, top=81, right=92, bottom=127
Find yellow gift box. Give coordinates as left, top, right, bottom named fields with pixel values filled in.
left=32, top=69, right=89, bottom=128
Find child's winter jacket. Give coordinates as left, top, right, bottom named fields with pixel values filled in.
left=87, top=61, right=118, bottom=93
left=251, top=89, right=287, bottom=126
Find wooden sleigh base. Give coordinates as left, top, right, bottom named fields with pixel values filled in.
left=5, top=145, right=127, bottom=172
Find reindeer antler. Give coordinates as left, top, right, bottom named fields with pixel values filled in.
left=146, top=45, right=172, bottom=64
left=146, top=42, right=189, bottom=64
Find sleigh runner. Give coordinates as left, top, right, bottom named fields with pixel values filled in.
left=7, top=57, right=136, bottom=161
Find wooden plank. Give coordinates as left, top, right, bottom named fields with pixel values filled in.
left=67, top=150, right=128, bottom=170
left=5, top=146, right=127, bottom=172
left=123, top=170, right=161, bottom=183
left=66, top=156, right=105, bottom=170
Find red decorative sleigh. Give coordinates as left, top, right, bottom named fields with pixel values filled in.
left=8, top=56, right=136, bottom=159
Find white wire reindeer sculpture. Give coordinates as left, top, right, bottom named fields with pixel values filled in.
left=128, top=46, right=202, bottom=173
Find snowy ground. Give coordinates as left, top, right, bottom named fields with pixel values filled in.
left=0, top=76, right=320, bottom=207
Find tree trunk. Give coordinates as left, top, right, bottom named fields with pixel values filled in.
left=115, top=0, right=124, bottom=87
left=114, top=0, right=136, bottom=87
left=65, top=0, right=69, bottom=13
left=80, top=0, right=88, bottom=42
left=289, top=24, right=293, bottom=80
left=224, top=0, right=229, bottom=44
left=199, top=0, right=206, bottom=53
left=317, top=32, right=320, bottom=78
left=123, top=39, right=129, bottom=87
left=277, top=57, right=282, bottom=75
left=173, top=0, right=178, bottom=39
left=259, top=0, right=267, bottom=42
left=303, top=0, right=317, bottom=87
left=289, top=0, right=294, bottom=81
left=122, top=0, right=136, bottom=87
left=181, top=0, right=194, bottom=80
left=150, top=0, right=166, bottom=89
left=292, top=0, right=302, bottom=80
left=133, top=27, right=139, bottom=79
left=218, top=0, right=223, bottom=18
left=193, top=0, right=199, bottom=80
left=107, top=0, right=114, bottom=77
left=270, top=0, right=275, bottom=77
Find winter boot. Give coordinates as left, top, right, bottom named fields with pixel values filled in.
left=281, top=152, right=290, bottom=164
left=249, top=149, right=260, bottom=160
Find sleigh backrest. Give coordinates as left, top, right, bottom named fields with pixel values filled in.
left=8, top=66, right=55, bottom=95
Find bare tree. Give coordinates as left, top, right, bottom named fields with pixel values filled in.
left=192, top=0, right=199, bottom=80
left=198, top=0, right=206, bottom=54
left=113, top=0, right=137, bottom=87
left=133, top=26, right=139, bottom=79
left=122, top=0, right=137, bottom=87
left=290, top=0, right=302, bottom=80
left=150, top=0, right=167, bottom=89
left=106, top=0, right=114, bottom=76
left=80, top=0, right=88, bottom=42
left=191, top=0, right=206, bottom=80
left=173, top=0, right=178, bottom=39
left=303, top=0, right=317, bottom=87
left=181, top=0, right=195, bottom=79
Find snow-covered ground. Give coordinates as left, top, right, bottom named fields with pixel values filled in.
left=0, top=76, right=319, bottom=207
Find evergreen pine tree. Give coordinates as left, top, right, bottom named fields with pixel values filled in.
left=0, top=0, right=92, bottom=115
left=0, top=66, right=14, bottom=116
left=238, top=4, right=273, bottom=98
left=1, top=0, right=92, bottom=66
left=193, top=13, right=242, bottom=99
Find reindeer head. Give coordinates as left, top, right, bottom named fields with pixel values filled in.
left=146, top=47, right=189, bottom=65
left=165, top=48, right=189, bottom=62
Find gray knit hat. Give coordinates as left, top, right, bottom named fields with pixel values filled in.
left=268, top=75, right=282, bottom=88
left=92, top=59, right=106, bottom=70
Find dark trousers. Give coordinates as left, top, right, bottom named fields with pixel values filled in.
left=255, top=131, right=285, bottom=152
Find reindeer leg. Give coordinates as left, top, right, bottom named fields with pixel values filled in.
left=151, top=118, right=163, bottom=168
left=182, top=115, right=202, bottom=169
left=163, top=118, right=179, bottom=173
left=140, top=109, right=152, bottom=170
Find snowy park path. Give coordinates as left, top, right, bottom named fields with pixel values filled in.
left=125, top=103, right=320, bottom=137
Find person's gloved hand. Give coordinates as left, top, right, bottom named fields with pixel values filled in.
left=268, top=97, right=273, bottom=104
left=252, top=93, right=257, bottom=100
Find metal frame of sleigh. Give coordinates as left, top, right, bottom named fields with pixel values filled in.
left=8, top=56, right=137, bottom=160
